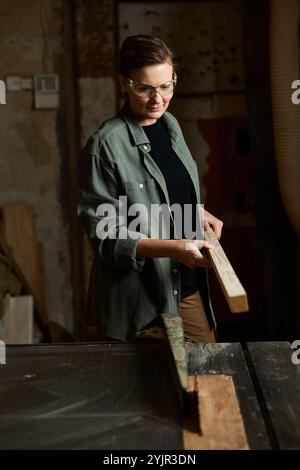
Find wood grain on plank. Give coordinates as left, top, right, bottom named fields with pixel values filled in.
left=183, top=374, right=249, bottom=450
left=204, top=227, right=249, bottom=313
left=186, top=342, right=270, bottom=449
left=162, top=313, right=188, bottom=391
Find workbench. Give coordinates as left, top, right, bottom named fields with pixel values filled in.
left=0, top=341, right=299, bottom=450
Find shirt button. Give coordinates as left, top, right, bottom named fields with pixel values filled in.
left=173, top=289, right=178, bottom=295
left=139, top=183, right=144, bottom=189
left=143, top=145, right=148, bottom=151
left=172, top=268, right=178, bottom=274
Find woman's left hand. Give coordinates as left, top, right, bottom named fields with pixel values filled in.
left=204, top=209, right=223, bottom=240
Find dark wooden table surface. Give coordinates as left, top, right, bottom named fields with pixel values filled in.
left=0, top=341, right=299, bottom=449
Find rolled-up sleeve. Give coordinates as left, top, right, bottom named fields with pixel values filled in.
left=77, top=138, right=146, bottom=272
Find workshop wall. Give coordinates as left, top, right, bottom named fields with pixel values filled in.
left=0, top=0, right=73, bottom=332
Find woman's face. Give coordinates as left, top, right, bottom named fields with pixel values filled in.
left=120, top=61, right=174, bottom=126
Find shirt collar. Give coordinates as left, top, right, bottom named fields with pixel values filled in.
left=119, top=100, right=180, bottom=148
left=119, top=100, right=149, bottom=147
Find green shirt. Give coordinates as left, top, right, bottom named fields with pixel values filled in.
left=77, top=101, right=215, bottom=341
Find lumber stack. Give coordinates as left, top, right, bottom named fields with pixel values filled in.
left=0, top=202, right=50, bottom=341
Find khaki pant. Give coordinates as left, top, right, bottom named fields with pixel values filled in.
left=180, top=290, right=216, bottom=343
left=135, top=289, right=216, bottom=343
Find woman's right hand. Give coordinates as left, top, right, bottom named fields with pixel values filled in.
left=171, top=239, right=213, bottom=268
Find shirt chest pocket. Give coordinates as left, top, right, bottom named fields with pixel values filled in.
left=124, top=178, right=161, bottom=205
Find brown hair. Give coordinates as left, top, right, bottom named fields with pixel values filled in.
left=119, top=35, right=175, bottom=77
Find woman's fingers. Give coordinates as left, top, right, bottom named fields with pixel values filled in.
left=204, top=220, right=210, bottom=232
left=203, top=209, right=224, bottom=240
left=212, top=221, right=223, bottom=239
left=198, top=256, right=212, bottom=269
left=183, top=240, right=212, bottom=268
left=173, top=239, right=213, bottom=268
left=202, top=240, right=213, bottom=250
left=192, top=247, right=212, bottom=268
left=185, top=239, right=213, bottom=250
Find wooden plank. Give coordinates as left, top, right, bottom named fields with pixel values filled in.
left=183, top=375, right=249, bottom=450
left=204, top=227, right=249, bottom=313
left=246, top=342, right=300, bottom=450
left=0, top=233, right=49, bottom=335
left=0, top=251, right=22, bottom=297
left=0, top=203, right=41, bottom=302
left=0, top=204, right=48, bottom=329
left=161, top=313, right=188, bottom=391
left=186, top=342, right=271, bottom=449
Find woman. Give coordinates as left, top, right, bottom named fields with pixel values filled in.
left=78, top=35, right=223, bottom=343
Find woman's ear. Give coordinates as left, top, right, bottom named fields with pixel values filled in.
left=119, top=74, right=128, bottom=94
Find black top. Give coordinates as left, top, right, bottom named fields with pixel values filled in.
left=142, top=118, right=200, bottom=300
